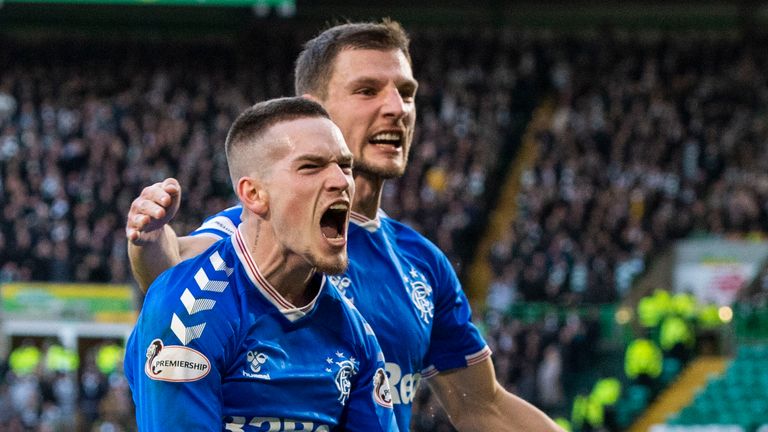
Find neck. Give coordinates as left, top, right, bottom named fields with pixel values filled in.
left=352, top=171, right=385, bottom=220
left=240, top=221, right=317, bottom=307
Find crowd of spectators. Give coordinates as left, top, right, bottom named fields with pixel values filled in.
left=486, top=30, right=768, bottom=309
left=413, top=29, right=768, bottom=431
left=0, top=339, right=130, bottom=431
left=0, top=33, right=300, bottom=285
left=0, top=27, right=544, bottom=287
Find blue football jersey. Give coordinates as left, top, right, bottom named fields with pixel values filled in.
left=126, top=228, right=397, bottom=432
left=190, top=206, right=490, bottom=431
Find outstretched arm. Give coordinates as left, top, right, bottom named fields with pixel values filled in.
left=126, top=178, right=216, bottom=292
left=427, top=357, right=564, bottom=432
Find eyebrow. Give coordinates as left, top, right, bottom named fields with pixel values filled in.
left=348, top=77, right=383, bottom=90
left=349, top=76, right=419, bottom=92
left=295, top=153, right=353, bottom=165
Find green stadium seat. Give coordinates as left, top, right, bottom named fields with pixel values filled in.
left=664, top=344, right=768, bottom=431
left=661, top=357, right=682, bottom=385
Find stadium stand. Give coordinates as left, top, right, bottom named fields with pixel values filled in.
left=484, top=30, right=768, bottom=306
left=661, top=344, right=768, bottom=432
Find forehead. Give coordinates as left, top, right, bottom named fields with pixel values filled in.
left=267, top=116, right=350, bottom=159
left=329, top=48, right=415, bottom=84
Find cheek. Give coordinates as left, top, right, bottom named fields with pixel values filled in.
left=348, top=122, right=367, bottom=141
left=407, top=113, right=417, bottom=128
left=274, top=196, right=302, bottom=223
left=282, top=188, right=315, bottom=224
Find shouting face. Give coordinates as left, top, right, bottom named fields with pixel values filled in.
left=257, top=116, right=355, bottom=274
left=320, top=48, right=418, bottom=179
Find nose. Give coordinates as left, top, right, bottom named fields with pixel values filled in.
left=382, top=86, right=408, bottom=120
left=326, top=164, right=353, bottom=193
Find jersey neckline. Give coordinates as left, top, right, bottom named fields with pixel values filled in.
left=350, top=210, right=384, bottom=232
left=233, top=227, right=322, bottom=322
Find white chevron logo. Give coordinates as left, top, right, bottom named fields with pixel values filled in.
left=194, top=268, right=229, bottom=292
left=181, top=288, right=216, bottom=315
left=210, top=251, right=233, bottom=276
left=171, top=313, right=206, bottom=345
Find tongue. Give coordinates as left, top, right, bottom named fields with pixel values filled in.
left=321, top=219, right=340, bottom=239
left=321, top=225, right=339, bottom=238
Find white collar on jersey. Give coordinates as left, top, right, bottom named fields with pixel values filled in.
left=233, top=227, right=322, bottom=322
left=349, top=208, right=388, bottom=232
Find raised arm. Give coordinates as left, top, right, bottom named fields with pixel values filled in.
left=427, top=357, right=564, bottom=432
left=126, top=178, right=217, bottom=292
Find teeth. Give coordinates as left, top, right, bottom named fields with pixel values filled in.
left=370, top=132, right=401, bottom=141
left=329, top=203, right=348, bottom=211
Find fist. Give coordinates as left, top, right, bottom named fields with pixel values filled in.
left=126, top=178, right=182, bottom=245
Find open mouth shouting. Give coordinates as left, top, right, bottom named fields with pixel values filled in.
left=320, top=202, right=350, bottom=246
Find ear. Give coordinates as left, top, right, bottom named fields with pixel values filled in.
left=236, top=176, right=269, bottom=217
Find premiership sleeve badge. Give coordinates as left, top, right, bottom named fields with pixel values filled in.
left=145, top=339, right=210, bottom=382
left=373, top=368, right=393, bottom=408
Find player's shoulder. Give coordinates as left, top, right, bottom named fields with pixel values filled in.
left=128, top=238, right=246, bottom=386
left=133, top=238, right=247, bottom=371
left=213, top=204, right=243, bottom=218
left=191, top=204, right=243, bottom=238
left=142, top=238, right=241, bottom=325
left=379, top=215, right=447, bottom=262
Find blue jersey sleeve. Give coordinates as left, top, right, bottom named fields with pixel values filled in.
left=421, top=252, right=491, bottom=378
left=342, top=321, right=398, bottom=432
left=189, top=205, right=242, bottom=239
left=126, top=254, right=239, bottom=431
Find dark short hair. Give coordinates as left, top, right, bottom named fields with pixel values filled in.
left=294, top=19, right=411, bottom=99
left=225, top=97, right=330, bottom=183
left=225, top=96, right=330, bottom=158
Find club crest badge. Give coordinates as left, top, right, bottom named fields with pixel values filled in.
left=405, top=267, right=434, bottom=324
left=324, top=351, right=358, bottom=405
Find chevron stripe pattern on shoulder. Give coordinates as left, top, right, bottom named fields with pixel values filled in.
left=171, top=313, right=207, bottom=346
left=181, top=288, right=216, bottom=315
left=171, top=251, right=233, bottom=345
left=210, top=251, right=234, bottom=276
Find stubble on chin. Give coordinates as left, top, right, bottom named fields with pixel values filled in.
left=315, top=255, right=349, bottom=275
left=354, top=158, right=407, bottom=180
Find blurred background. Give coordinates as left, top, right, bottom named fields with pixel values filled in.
left=2, top=0, right=768, bottom=430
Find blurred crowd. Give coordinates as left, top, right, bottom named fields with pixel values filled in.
left=486, top=31, right=768, bottom=309
left=0, top=34, right=299, bottom=285
left=0, top=339, right=130, bottom=431
left=0, top=28, right=545, bottom=287
left=381, top=28, right=546, bottom=269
